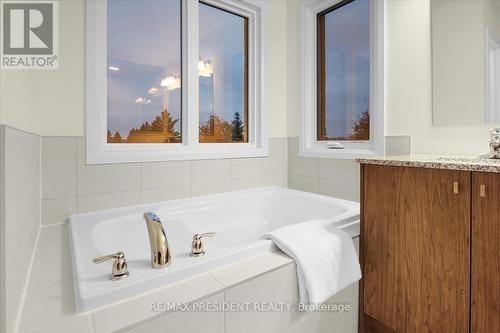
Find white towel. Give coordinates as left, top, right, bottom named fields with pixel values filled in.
left=263, top=219, right=361, bottom=306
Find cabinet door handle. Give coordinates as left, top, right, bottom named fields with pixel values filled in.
left=480, top=184, right=486, bottom=197
left=453, top=181, right=459, bottom=194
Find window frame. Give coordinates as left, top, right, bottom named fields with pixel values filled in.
left=86, top=0, right=265, bottom=164
left=300, top=0, right=385, bottom=159
left=198, top=1, right=250, bottom=144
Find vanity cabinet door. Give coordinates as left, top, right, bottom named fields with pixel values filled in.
left=472, top=172, right=500, bottom=332
left=361, top=165, right=470, bottom=333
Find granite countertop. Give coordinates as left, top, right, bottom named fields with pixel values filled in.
left=356, top=155, right=500, bottom=173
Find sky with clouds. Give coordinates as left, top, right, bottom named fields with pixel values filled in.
left=107, top=0, right=245, bottom=138
left=106, top=0, right=369, bottom=140
left=324, top=0, right=370, bottom=139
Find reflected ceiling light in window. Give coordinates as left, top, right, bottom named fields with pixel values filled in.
left=160, top=76, right=181, bottom=91
left=134, top=97, right=152, bottom=104
left=108, top=66, right=120, bottom=71
left=198, top=59, right=213, bottom=77
left=148, top=87, right=160, bottom=96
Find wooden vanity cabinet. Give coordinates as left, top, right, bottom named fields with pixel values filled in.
left=472, top=172, right=500, bottom=333
left=360, top=165, right=500, bottom=333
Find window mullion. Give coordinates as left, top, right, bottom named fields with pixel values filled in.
left=184, top=0, right=199, bottom=146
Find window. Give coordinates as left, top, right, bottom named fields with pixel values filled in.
left=317, top=0, right=369, bottom=141
left=301, top=0, right=384, bottom=158
left=199, top=2, right=248, bottom=143
left=106, top=0, right=182, bottom=144
left=86, top=0, right=264, bottom=164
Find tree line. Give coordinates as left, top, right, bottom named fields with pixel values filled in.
left=108, top=110, right=245, bottom=143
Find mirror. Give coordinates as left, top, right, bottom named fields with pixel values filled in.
left=432, top=0, right=500, bottom=125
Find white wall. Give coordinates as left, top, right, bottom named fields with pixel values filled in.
left=0, top=70, right=38, bottom=135
left=0, top=0, right=85, bottom=136
left=286, top=0, right=301, bottom=139
left=0, top=127, right=4, bottom=333
left=431, top=0, right=485, bottom=126
left=384, top=0, right=496, bottom=156
left=286, top=0, right=496, bottom=157
left=262, top=0, right=288, bottom=138
left=2, top=0, right=498, bottom=156
left=10, top=0, right=461, bottom=151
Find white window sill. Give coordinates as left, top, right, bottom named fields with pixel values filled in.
left=299, top=147, right=382, bottom=160
left=87, top=144, right=269, bottom=164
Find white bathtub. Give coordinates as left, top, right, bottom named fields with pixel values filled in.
left=68, top=187, right=360, bottom=313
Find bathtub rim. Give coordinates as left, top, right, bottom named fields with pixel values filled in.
left=68, top=186, right=360, bottom=317
left=68, top=186, right=359, bottom=224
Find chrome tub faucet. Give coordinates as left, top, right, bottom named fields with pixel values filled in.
left=143, top=212, right=171, bottom=268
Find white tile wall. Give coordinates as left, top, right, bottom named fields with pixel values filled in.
left=18, top=224, right=93, bottom=333
left=264, top=137, right=287, bottom=176
left=140, top=185, right=191, bottom=204
left=318, top=159, right=360, bottom=183
left=76, top=139, right=141, bottom=196
left=41, top=137, right=76, bottom=199
left=231, top=177, right=264, bottom=191
left=191, top=159, right=232, bottom=184
left=288, top=175, right=320, bottom=194
left=318, top=179, right=360, bottom=202
left=41, top=197, right=77, bottom=226
left=287, top=138, right=359, bottom=201
left=122, top=293, right=225, bottom=333
left=385, top=135, right=411, bottom=156
left=288, top=138, right=319, bottom=178
left=42, top=136, right=410, bottom=225
left=40, top=137, right=287, bottom=225
left=19, top=277, right=93, bottom=333
left=141, top=161, right=191, bottom=189
left=77, top=190, right=141, bottom=214
left=287, top=136, right=411, bottom=202
left=263, top=174, right=287, bottom=187
left=191, top=180, right=232, bottom=197
left=231, top=158, right=264, bottom=180
left=1, top=126, right=41, bottom=333
left=300, top=283, right=358, bottom=333
left=92, top=273, right=224, bottom=333
left=224, top=263, right=301, bottom=333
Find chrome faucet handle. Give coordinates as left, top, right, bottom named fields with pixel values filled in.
left=191, top=232, right=215, bottom=257
left=92, top=251, right=129, bottom=281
